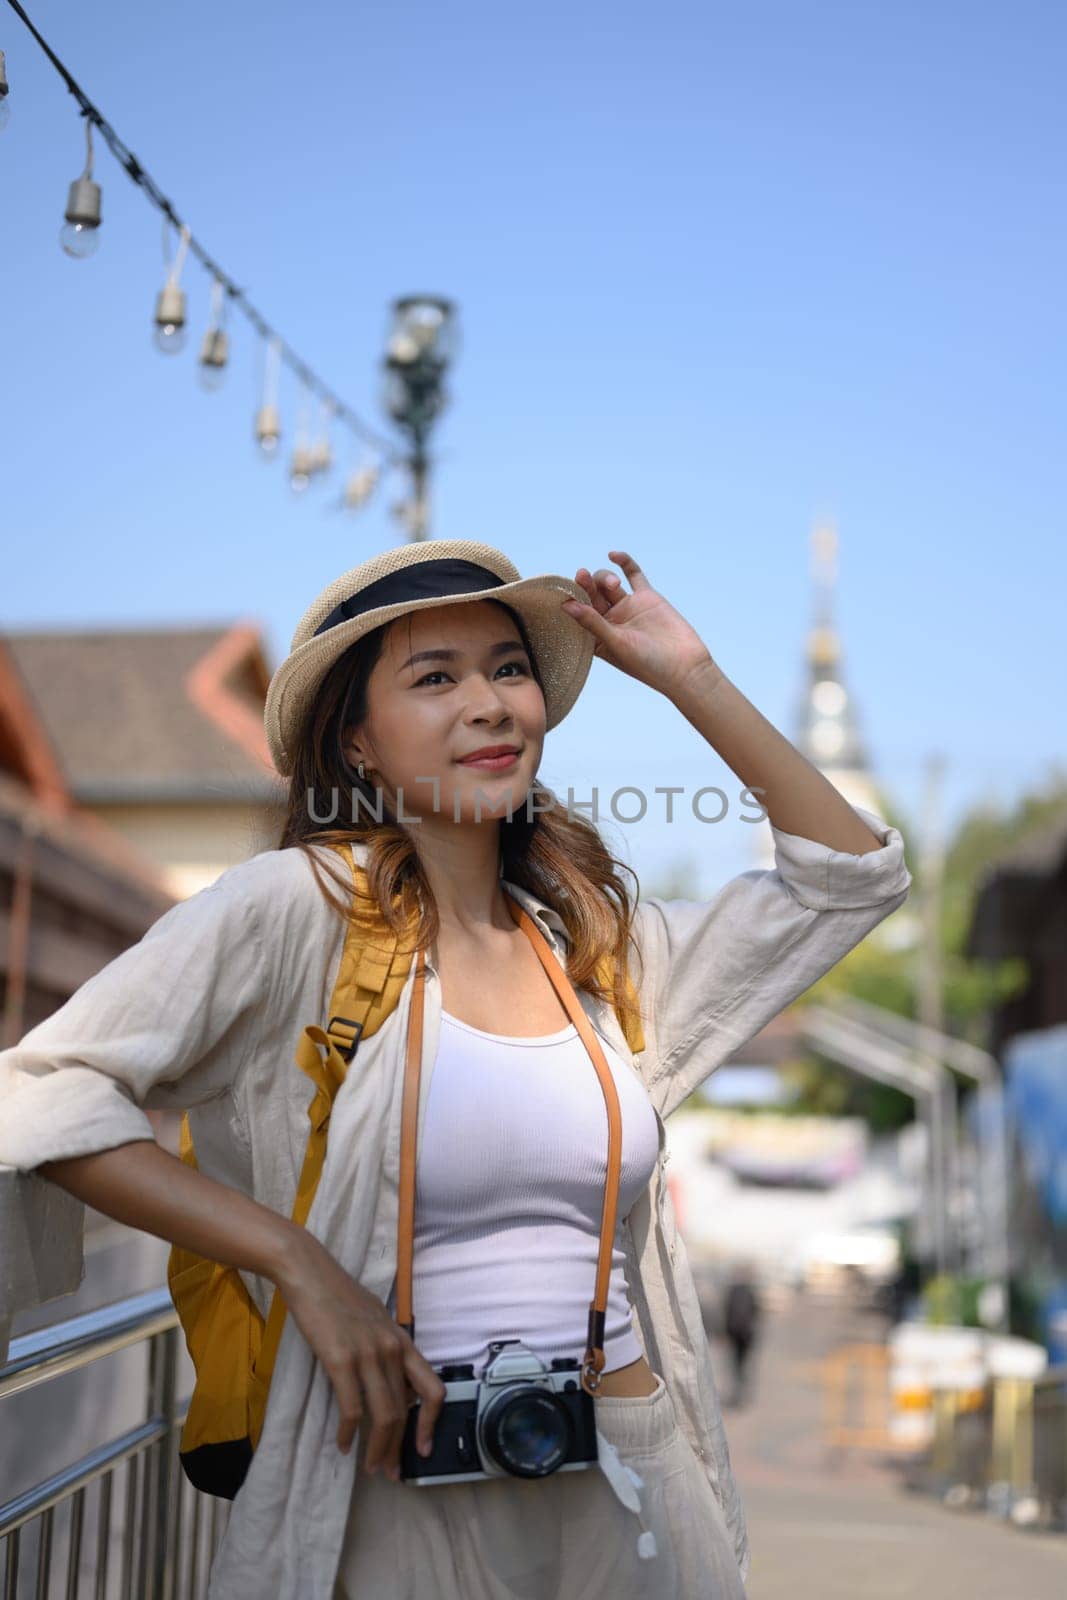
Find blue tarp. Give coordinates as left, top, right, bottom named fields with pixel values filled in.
left=1004, top=1024, right=1067, bottom=1229
left=1003, top=1024, right=1067, bottom=1360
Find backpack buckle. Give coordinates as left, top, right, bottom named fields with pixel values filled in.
left=327, top=1015, right=364, bottom=1064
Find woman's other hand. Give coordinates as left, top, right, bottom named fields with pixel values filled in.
left=273, top=1228, right=446, bottom=1479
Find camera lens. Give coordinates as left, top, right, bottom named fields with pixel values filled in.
left=480, top=1385, right=573, bottom=1478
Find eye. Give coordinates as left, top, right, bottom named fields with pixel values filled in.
left=414, top=661, right=529, bottom=687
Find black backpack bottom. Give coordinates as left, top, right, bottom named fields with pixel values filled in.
left=179, top=1437, right=253, bottom=1500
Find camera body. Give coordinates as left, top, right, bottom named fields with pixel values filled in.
left=399, top=1338, right=600, bottom=1486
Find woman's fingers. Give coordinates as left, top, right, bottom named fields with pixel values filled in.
left=574, top=567, right=612, bottom=615
left=356, top=1355, right=407, bottom=1477
left=381, top=1357, right=414, bottom=1482
left=334, top=1358, right=365, bottom=1455
left=592, top=569, right=626, bottom=604
left=607, top=549, right=652, bottom=590
left=575, top=554, right=649, bottom=613
left=337, top=1341, right=447, bottom=1482
left=407, top=1353, right=448, bottom=1463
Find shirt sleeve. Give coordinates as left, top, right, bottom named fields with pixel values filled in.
left=631, top=804, right=912, bottom=1119
left=0, top=867, right=270, bottom=1173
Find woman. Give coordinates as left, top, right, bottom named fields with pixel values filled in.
left=0, top=539, right=911, bottom=1599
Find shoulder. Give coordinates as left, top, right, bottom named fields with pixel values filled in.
left=190, top=843, right=350, bottom=942
left=211, top=842, right=325, bottom=895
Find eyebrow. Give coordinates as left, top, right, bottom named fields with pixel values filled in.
left=398, top=640, right=530, bottom=674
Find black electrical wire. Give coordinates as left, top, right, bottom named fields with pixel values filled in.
left=4, top=0, right=401, bottom=462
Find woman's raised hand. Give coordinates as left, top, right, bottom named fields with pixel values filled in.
left=560, top=549, right=717, bottom=699
left=274, top=1230, right=446, bottom=1479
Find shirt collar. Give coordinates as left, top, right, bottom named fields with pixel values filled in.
left=500, top=875, right=569, bottom=953
left=336, top=840, right=568, bottom=954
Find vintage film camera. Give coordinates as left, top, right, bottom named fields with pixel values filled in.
left=400, top=1338, right=600, bottom=1485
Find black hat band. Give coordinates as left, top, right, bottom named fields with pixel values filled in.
left=312, top=559, right=506, bottom=638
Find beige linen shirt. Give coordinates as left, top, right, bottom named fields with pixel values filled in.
left=0, top=804, right=911, bottom=1596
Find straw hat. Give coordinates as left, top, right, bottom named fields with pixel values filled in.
left=264, top=539, right=597, bottom=776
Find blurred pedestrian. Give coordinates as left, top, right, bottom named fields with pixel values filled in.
left=723, top=1260, right=762, bottom=1408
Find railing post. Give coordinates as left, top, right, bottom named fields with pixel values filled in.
left=990, top=1375, right=1016, bottom=1497
left=1012, top=1379, right=1036, bottom=1502
left=145, top=1325, right=180, bottom=1600
left=931, top=1387, right=958, bottom=1480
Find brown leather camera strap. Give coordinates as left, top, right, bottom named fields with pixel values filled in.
left=394, top=898, right=623, bottom=1396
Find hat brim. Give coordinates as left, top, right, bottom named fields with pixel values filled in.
left=264, top=574, right=596, bottom=777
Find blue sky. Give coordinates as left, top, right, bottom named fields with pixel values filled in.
left=3, top=0, right=1065, bottom=895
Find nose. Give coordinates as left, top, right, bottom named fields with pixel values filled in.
left=462, top=672, right=514, bottom=726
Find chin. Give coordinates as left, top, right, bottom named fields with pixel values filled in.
left=447, top=776, right=531, bottom=822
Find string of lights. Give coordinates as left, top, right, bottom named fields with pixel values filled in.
left=2, top=0, right=399, bottom=509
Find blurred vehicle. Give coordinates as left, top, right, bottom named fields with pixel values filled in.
left=787, top=1220, right=902, bottom=1295
left=706, top=1111, right=868, bottom=1190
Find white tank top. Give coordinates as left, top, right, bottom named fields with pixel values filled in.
left=385, top=1006, right=661, bottom=1375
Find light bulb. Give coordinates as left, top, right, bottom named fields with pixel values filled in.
left=153, top=282, right=187, bottom=355
left=343, top=466, right=379, bottom=510
left=60, top=178, right=102, bottom=259
left=198, top=327, right=229, bottom=391
left=154, top=322, right=186, bottom=355
left=289, top=445, right=313, bottom=492
left=308, top=438, right=333, bottom=476
left=388, top=332, right=420, bottom=364
left=254, top=404, right=281, bottom=455
left=59, top=219, right=100, bottom=259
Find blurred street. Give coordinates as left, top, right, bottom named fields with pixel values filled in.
left=696, top=1263, right=1067, bottom=1598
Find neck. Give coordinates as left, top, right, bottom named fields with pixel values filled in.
left=408, top=818, right=513, bottom=938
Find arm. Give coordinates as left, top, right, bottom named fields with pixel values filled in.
left=560, top=552, right=912, bottom=1118
left=38, top=1138, right=305, bottom=1284
left=668, top=660, right=884, bottom=854
left=0, top=862, right=270, bottom=1171
left=562, top=548, right=881, bottom=854
left=38, top=1123, right=447, bottom=1474
left=633, top=803, right=911, bottom=1119
left=17, top=852, right=447, bottom=1473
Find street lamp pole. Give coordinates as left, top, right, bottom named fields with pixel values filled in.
left=382, top=295, right=458, bottom=541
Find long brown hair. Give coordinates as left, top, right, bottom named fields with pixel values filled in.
left=273, top=600, right=646, bottom=1035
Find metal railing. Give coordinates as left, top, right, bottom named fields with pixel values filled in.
left=933, top=1364, right=1067, bottom=1529
left=0, top=1289, right=228, bottom=1599
left=821, top=1341, right=1067, bottom=1533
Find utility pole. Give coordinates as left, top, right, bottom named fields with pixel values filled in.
left=917, top=753, right=957, bottom=1298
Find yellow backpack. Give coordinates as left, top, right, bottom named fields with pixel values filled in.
left=167, top=842, right=644, bottom=1498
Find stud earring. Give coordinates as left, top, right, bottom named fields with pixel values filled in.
left=356, top=760, right=367, bottom=780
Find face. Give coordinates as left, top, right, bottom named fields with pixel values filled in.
left=341, top=600, right=547, bottom=826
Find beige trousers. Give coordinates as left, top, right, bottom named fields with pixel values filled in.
left=333, top=1372, right=747, bottom=1599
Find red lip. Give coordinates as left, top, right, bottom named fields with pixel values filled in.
left=457, top=745, right=521, bottom=762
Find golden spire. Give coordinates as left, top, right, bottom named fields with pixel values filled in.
left=807, top=521, right=840, bottom=666
left=798, top=518, right=866, bottom=772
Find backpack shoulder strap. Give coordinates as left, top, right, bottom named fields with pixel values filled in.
left=318, top=841, right=419, bottom=1064
left=248, top=840, right=416, bottom=1445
